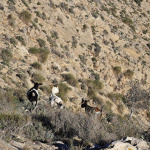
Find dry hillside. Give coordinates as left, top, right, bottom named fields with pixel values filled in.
left=0, top=0, right=150, bottom=149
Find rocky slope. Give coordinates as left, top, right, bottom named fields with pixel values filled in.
left=0, top=0, right=150, bottom=149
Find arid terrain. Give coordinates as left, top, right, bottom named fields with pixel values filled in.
left=0, top=0, right=150, bottom=149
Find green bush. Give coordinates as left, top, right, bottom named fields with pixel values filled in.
left=21, top=0, right=30, bottom=9
left=7, top=14, right=15, bottom=27
left=32, top=73, right=45, bottom=83
left=16, top=36, right=26, bottom=46
left=87, top=79, right=103, bottom=90
left=10, top=37, right=17, bottom=46
left=62, top=73, right=78, bottom=87
left=112, top=66, right=121, bottom=75
left=28, top=47, right=49, bottom=63
left=8, top=0, right=15, bottom=5
left=19, top=10, right=31, bottom=24
left=31, top=62, right=42, bottom=70
left=0, top=113, right=27, bottom=129
left=79, top=54, right=87, bottom=65
left=122, top=17, right=133, bottom=26
left=40, top=85, right=52, bottom=96
left=37, top=38, right=46, bottom=47
left=1, top=49, right=13, bottom=64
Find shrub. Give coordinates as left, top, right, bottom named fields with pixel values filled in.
left=32, top=21, right=40, bottom=31
left=51, top=31, right=59, bottom=39
left=79, top=54, right=87, bottom=65
left=82, top=24, right=88, bottom=32
left=19, top=10, right=31, bottom=24
left=10, top=37, right=17, bottom=46
left=62, top=73, right=78, bottom=87
left=8, top=0, right=15, bottom=5
left=0, top=113, right=27, bottom=129
left=37, top=2, right=41, bottom=5
left=112, top=66, right=121, bottom=75
left=57, top=83, right=71, bottom=102
left=40, top=85, right=51, bottom=96
left=124, top=69, right=134, bottom=79
left=16, top=36, right=26, bottom=46
left=134, top=0, right=142, bottom=6
left=72, top=36, right=78, bottom=48
left=28, top=47, right=49, bottom=63
left=7, top=14, right=15, bottom=27
left=1, top=49, right=13, bottom=64
left=36, top=38, right=46, bottom=47
left=46, top=35, right=57, bottom=47
left=147, top=43, right=150, bottom=49
left=32, top=73, right=45, bottom=83
left=146, top=112, right=150, bottom=120
left=93, top=42, right=101, bottom=54
left=107, top=93, right=123, bottom=103
left=21, top=0, right=30, bottom=9
left=122, top=17, right=133, bottom=26
left=87, top=79, right=103, bottom=90
left=31, top=62, right=42, bottom=70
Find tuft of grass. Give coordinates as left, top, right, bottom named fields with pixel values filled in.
left=36, top=38, right=46, bottom=47
left=146, top=112, right=150, bottom=120
left=16, top=36, right=26, bottom=46
left=79, top=54, right=87, bottom=65
left=62, top=73, right=78, bottom=87
left=8, top=0, right=16, bottom=5
left=10, top=37, right=17, bottom=46
left=124, top=69, right=134, bottom=79
left=31, top=62, right=42, bottom=70
left=19, top=10, right=31, bottom=24
left=0, top=113, right=27, bottom=129
left=87, top=79, right=103, bottom=90
left=32, top=73, right=45, bottom=83
left=1, top=49, right=13, bottom=64
left=107, top=93, right=123, bottom=103
left=113, top=66, right=121, bottom=75
left=7, top=14, right=15, bottom=27
left=28, top=47, right=49, bottom=63
left=40, top=85, right=51, bottom=96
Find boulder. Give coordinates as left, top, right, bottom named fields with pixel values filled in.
left=104, top=137, right=149, bottom=150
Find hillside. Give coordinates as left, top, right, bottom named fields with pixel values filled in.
left=0, top=0, right=150, bottom=149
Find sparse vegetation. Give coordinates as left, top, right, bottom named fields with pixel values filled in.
left=72, top=36, right=78, bottom=48
left=107, top=93, right=123, bottom=103
left=16, top=36, right=26, bottom=46
left=28, top=47, right=49, bottom=62
left=62, top=73, right=78, bottom=87
left=1, top=49, right=13, bottom=64
left=124, top=69, right=134, bottom=79
left=79, top=54, right=87, bottom=65
left=19, top=10, right=31, bottom=24
left=7, top=14, right=15, bottom=27
left=32, top=73, right=45, bottom=83
left=113, top=66, right=122, bottom=75
left=31, top=62, right=42, bottom=70
left=87, top=79, right=103, bottom=91
left=0, top=113, right=27, bottom=129
left=36, top=38, right=46, bottom=47
left=10, top=37, right=17, bottom=46
left=57, top=83, right=71, bottom=102
left=134, top=0, right=142, bottom=6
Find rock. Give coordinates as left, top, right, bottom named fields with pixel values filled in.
left=104, top=137, right=149, bottom=150
left=0, top=139, right=18, bottom=150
